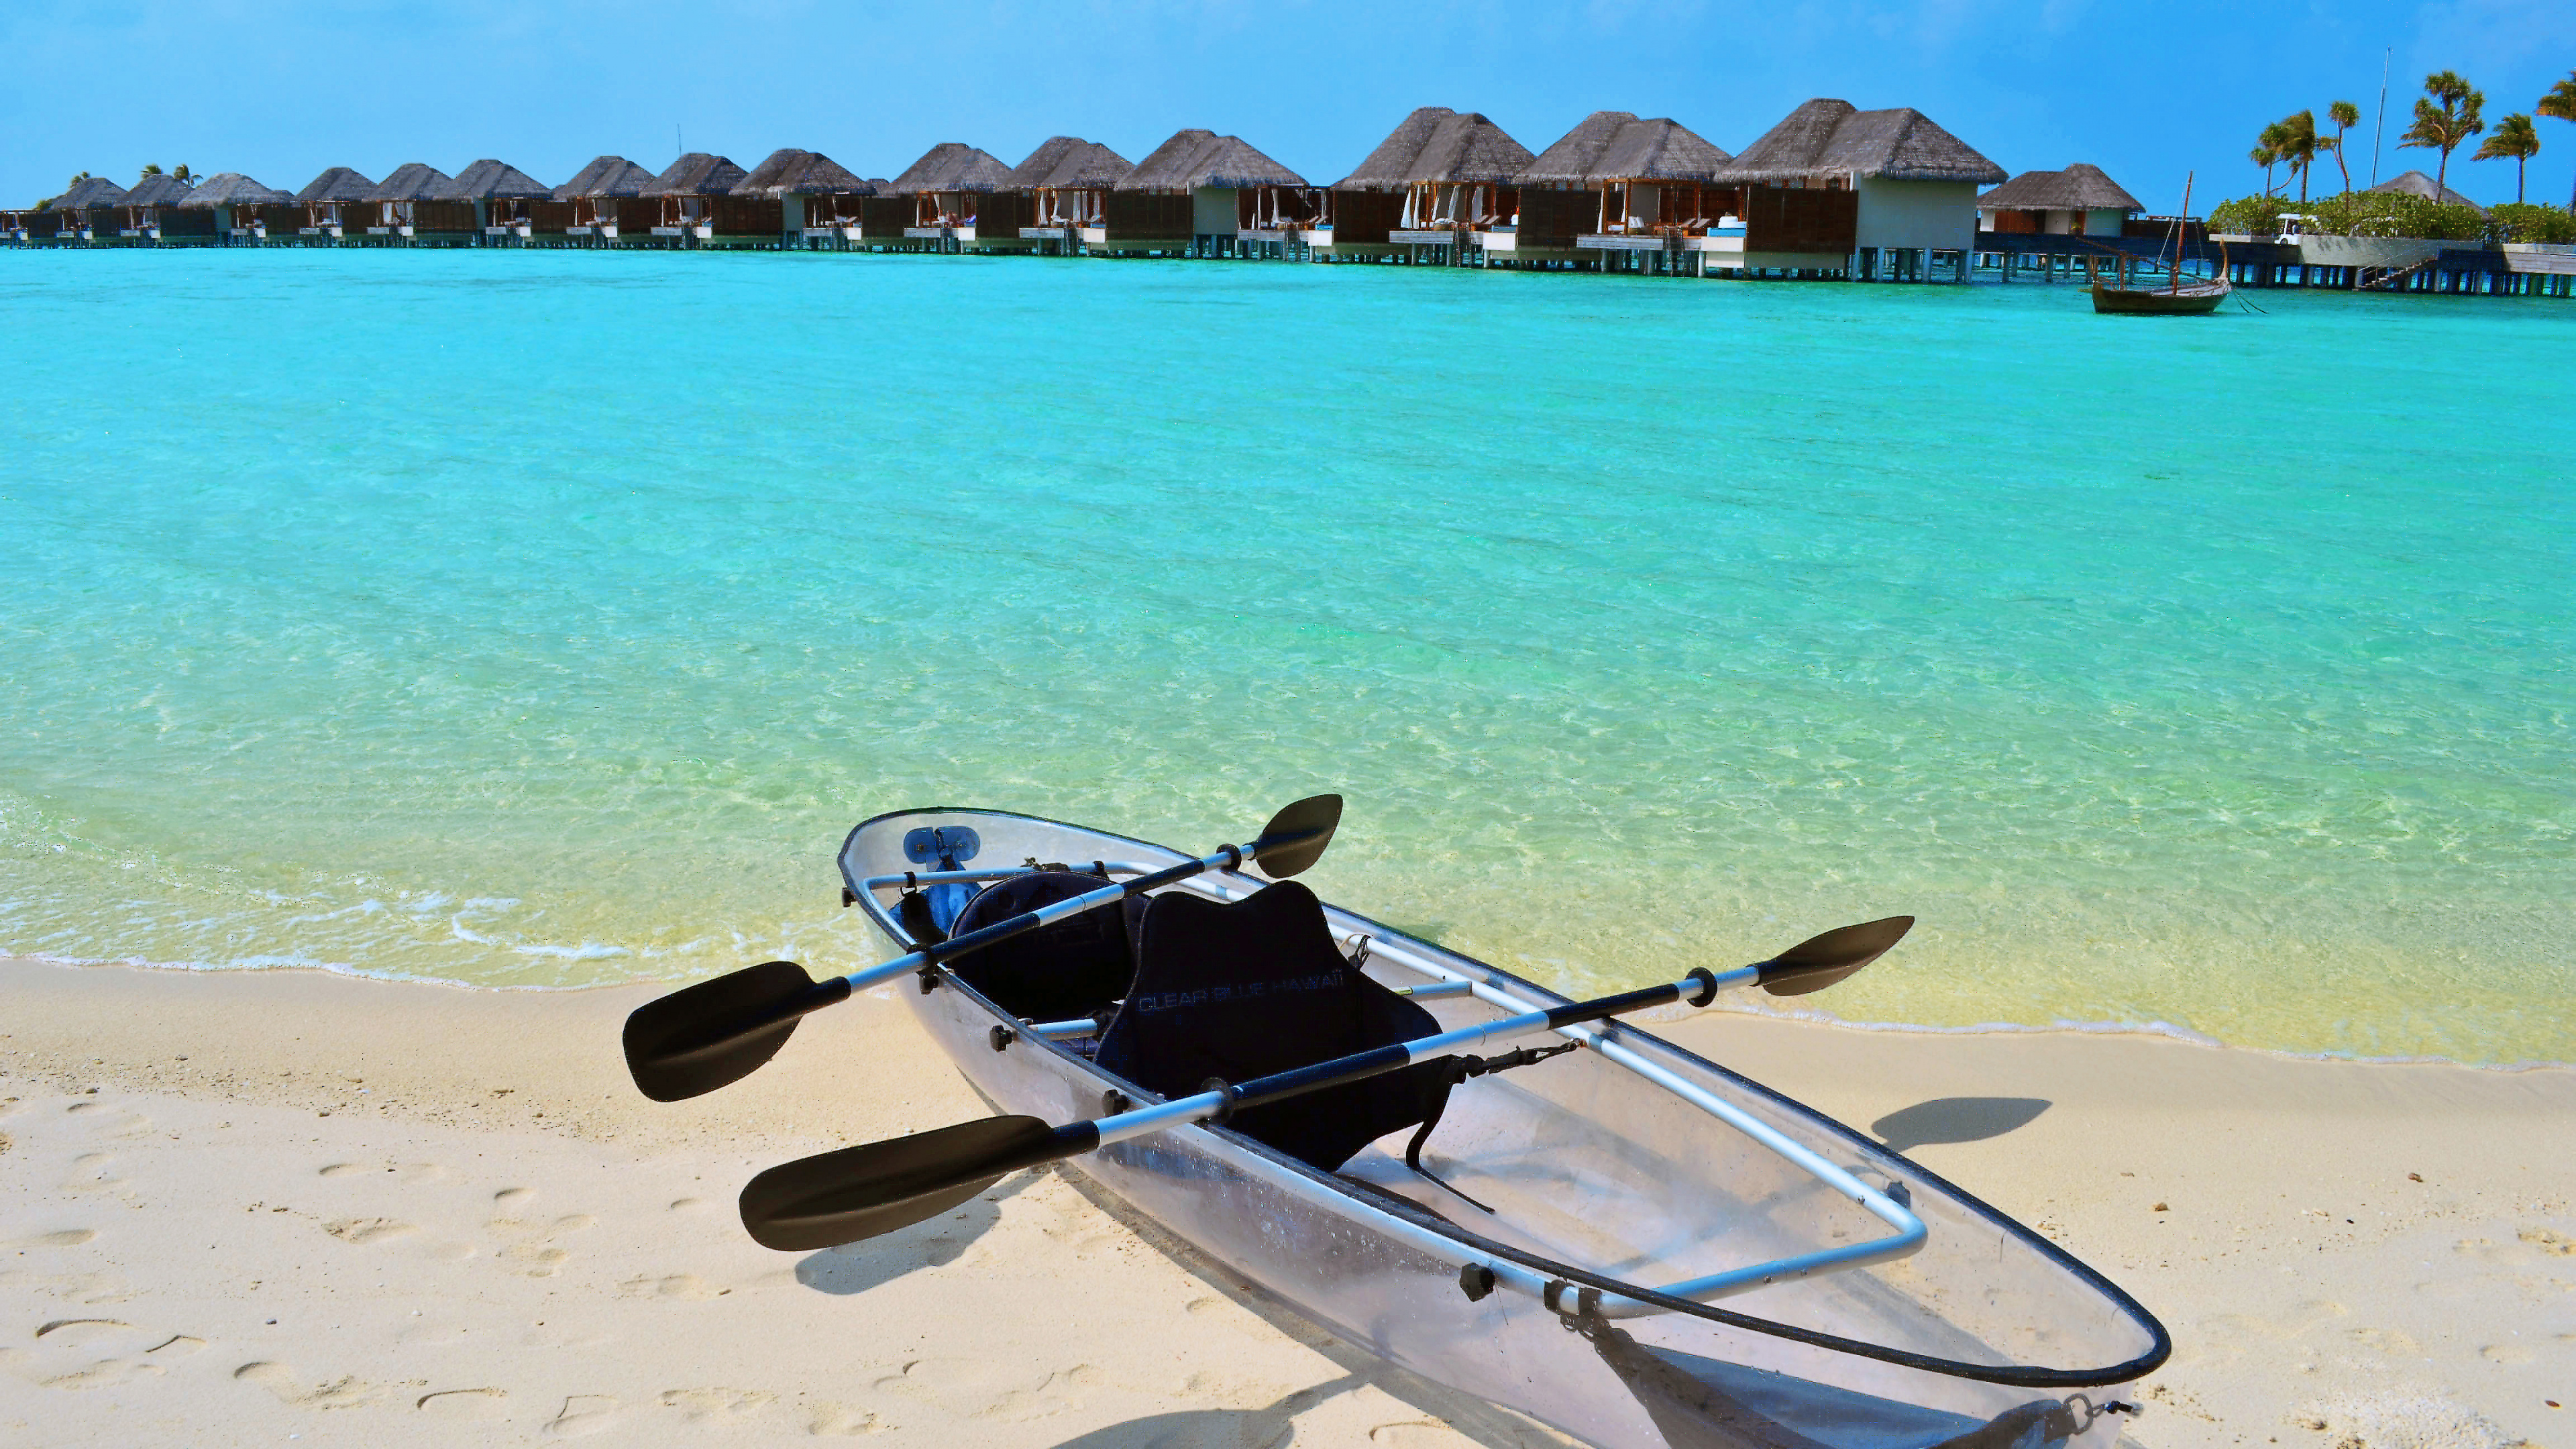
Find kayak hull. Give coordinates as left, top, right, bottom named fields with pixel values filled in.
left=842, top=808, right=2167, bottom=1449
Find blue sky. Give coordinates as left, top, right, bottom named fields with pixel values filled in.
left=5, top=0, right=2569, bottom=209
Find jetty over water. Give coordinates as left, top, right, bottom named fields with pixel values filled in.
left=11, top=108, right=2565, bottom=299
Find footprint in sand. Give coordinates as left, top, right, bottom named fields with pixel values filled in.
left=234, top=1360, right=384, bottom=1409
left=9, top=1229, right=99, bottom=1249
left=661, top=1387, right=776, bottom=1421
left=64, top=1102, right=155, bottom=1139
left=60, top=1154, right=127, bottom=1196
left=36, top=1318, right=134, bottom=1348
left=147, top=1336, right=204, bottom=1358
left=418, top=1387, right=511, bottom=1419
left=806, top=1401, right=886, bottom=1436
left=2518, top=1227, right=2576, bottom=1256
left=498, top=1216, right=598, bottom=1278
left=323, top=1217, right=419, bottom=1246
left=2480, top=1342, right=2536, bottom=1364
left=621, top=1273, right=722, bottom=1301
left=38, top=1358, right=164, bottom=1390
left=545, top=1393, right=623, bottom=1437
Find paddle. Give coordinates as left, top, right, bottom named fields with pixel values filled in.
left=622, top=795, right=1342, bottom=1103
left=739, top=915, right=1911, bottom=1250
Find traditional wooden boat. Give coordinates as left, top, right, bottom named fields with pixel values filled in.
left=2092, top=170, right=2229, bottom=316
left=627, top=800, right=2169, bottom=1449
left=2089, top=278, right=2229, bottom=315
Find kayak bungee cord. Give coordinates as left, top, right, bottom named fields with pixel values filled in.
left=737, top=915, right=1913, bottom=1252
left=620, top=794, right=1341, bottom=1102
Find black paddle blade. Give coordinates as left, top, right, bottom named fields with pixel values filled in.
left=1756, top=916, right=1915, bottom=997
left=739, top=1115, right=1095, bottom=1251
left=623, top=960, right=824, bottom=1103
left=1248, top=794, right=1343, bottom=879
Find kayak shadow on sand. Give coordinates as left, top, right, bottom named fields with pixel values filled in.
left=1040, top=1375, right=1367, bottom=1449
left=792, top=1172, right=1038, bottom=1296
left=1869, top=1097, right=2051, bottom=1155
left=1045, top=1167, right=1562, bottom=1449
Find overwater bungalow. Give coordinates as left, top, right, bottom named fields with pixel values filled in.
left=364, top=164, right=460, bottom=243
left=1105, top=129, right=1307, bottom=258
left=1490, top=111, right=1730, bottom=270
left=641, top=153, right=757, bottom=246
left=1976, top=164, right=2141, bottom=237
left=1324, top=107, right=1532, bottom=262
left=733, top=148, right=878, bottom=248
left=179, top=173, right=295, bottom=243
left=292, top=167, right=374, bottom=241
left=48, top=176, right=129, bottom=242
left=440, top=160, right=554, bottom=244
left=883, top=143, right=1018, bottom=252
left=1007, top=138, right=1134, bottom=254
left=118, top=174, right=201, bottom=243
left=1710, top=99, right=2004, bottom=280
left=553, top=156, right=655, bottom=244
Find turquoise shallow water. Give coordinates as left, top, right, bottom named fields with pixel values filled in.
left=3, top=250, right=2570, bottom=1065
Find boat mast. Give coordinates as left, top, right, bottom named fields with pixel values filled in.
left=2171, top=170, right=2193, bottom=292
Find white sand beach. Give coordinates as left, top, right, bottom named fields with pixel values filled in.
left=2, top=958, right=2568, bottom=1448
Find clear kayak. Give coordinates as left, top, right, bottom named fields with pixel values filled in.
left=838, top=807, right=2169, bottom=1449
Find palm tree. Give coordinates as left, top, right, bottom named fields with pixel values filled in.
left=140, top=162, right=164, bottom=179
left=2474, top=113, right=2540, bottom=202
left=2277, top=110, right=2320, bottom=201
left=66, top=169, right=91, bottom=189
left=2400, top=70, right=2485, bottom=200
left=2540, top=72, right=2576, bottom=207
left=172, top=164, right=193, bottom=184
left=2253, top=120, right=2290, bottom=196
left=2326, top=100, right=2361, bottom=195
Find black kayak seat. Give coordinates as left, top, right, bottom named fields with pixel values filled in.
left=1096, top=881, right=1458, bottom=1173
left=942, top=870, right=1143, bottom=1026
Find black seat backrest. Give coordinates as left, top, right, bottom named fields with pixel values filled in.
left=943, top=871, right=1142, bottom=1024
left=1095, top=881, right=1455, bottom=1172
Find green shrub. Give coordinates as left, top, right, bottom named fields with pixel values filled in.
left=2206, top=191, right=2500, bottom=241
left=2489, top=203, right=2576, bottom=244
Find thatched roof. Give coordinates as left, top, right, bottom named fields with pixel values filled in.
left=178, top=173, right=294, bottom=207
left=886, top=143, right=1016, bottom=195
left=1516, top=111, right=1730, bottom=186
left=1976, top=163, right=2143, bottom=213
left=440, top=159, right=553, bottom=200
left=1008, top=137, right=1134, bottom=190
left=552, top=156, right=656, bottom=200
left=366, top=163, right=453, bottom=202
left=641, top=153, right=749, bottom=197
left=293, top=167, right=376, bottom=204
left=1712, top=99, right=2004, bottom=184
left=1334, top=107, right=1534, bottom=190
left=124, top=174, right=197, bottom=208
left=1119, top=129, right=1305, bottom=192
left=2367, top=169, right=2483, bottom=209
left=734, top=148, right=876, bottom=197
left=54, top=176, right=129, bottom=209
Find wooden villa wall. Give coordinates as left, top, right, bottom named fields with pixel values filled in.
left=1103, top=191, right=1193, bottom=240
left=1743, top=186, right=1858, bottom=254
left=1515, top=187, right=1596, bottom=248
left=860, top=196, right=912, bottom=235
left=1328, top=189, right=1403, bottom=244
left=710, top=196, right=785, bottom=235
left=975, top=191, right=1036, bottom=232
left=527, top=201, right=577, bottom=233
left=160, top=209, right=217, bottom=237
left=414, top=200, right=476, bottom=233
